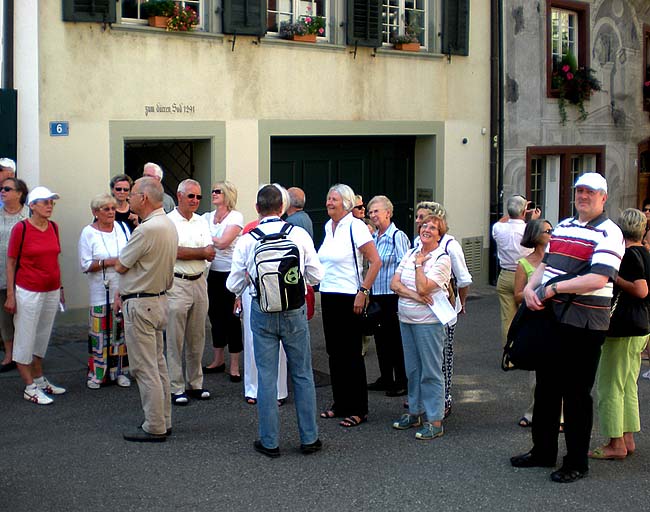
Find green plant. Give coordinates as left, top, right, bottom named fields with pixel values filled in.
left=278, top=5, right=325, bottom=38
left=552, top=52, right=601, bottom=125
left=167, top=4, right=199, bottom=31
left=142, top=0, right=176, bottom=17
left=390, top=14, right=421, bottom=45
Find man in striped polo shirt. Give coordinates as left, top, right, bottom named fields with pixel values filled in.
left=511, top=173, right=625, bottom=483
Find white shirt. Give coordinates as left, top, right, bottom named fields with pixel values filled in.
left=167, top=208, right=213, bottom=275
left=203, top=209, right=244, bottom=272
left=491, top=219, right=532, bottom=271
left=79, top=224, right=129, bottom=306
left=317, top=212, right=373, bottom=295
left=226, top=216, right=323, bottom=297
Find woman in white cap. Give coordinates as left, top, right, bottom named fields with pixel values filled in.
left=4, top=186, right=66, bottom=405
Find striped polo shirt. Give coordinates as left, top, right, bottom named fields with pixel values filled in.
left=542, top=212, right=625, bottom=331
left=371, top=223, right=411, bottom=295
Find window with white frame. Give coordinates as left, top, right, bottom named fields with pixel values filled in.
left=267, top=0, right=328, bottom=37
left=550, top=7, right=577, bottom=73
left=382, top=0, right=426, bottom=46
left=121, top=0, right=204, bottom=29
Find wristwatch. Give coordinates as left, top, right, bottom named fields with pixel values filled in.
left=359, top=287, right=370, bottom=296
left=551, top=283, right=558, bottom=295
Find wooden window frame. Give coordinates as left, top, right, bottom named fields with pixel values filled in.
left=381, top=0, right=427, bottom=48
left=526, top=145, right=605, bottom=220
left=546, top=0, right=590, bottom=98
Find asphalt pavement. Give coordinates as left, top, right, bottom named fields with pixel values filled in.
left=1, top=285, right=649, bottom=511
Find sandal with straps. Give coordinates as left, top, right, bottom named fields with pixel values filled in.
left=339, top=415, right=367, bottom=428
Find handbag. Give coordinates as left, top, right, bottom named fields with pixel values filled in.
left=502, top=304, right=555, bottom=371
left=350, top=224, right=382, bottom=335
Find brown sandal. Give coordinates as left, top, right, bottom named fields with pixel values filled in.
left=339, top=415, right=367, bottom=428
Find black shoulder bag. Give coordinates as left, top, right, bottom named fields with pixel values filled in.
left=350, top=224, right=381, bottom=336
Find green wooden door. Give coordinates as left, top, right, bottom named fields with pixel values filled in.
left=271, top=136, right=415, bottom=248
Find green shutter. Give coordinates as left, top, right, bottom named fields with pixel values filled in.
left=0, top=89, right=17, bottom=162
left=442, top=0, right=469, bottom=56
left=347, top=0, right=382, bottom=48
left=62, top=0, right=116, bottom=23
left=222, top=0, right=266, bottom=36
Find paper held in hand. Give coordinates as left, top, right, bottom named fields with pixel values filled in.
left=428, top=290, right=457, bottom=325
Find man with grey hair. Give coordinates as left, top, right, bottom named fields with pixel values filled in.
left=492, top=195, right=540, bottom=345
left=285, top=187, right=314, bottom=239
left=166, top=179, right=216, bottom=405
left=115, top=177, right=178, bottom=442
left=143, top=162, right=176, bottom=213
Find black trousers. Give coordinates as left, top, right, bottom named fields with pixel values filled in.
left=531, top=321, right=605, bottom=471
left=372, top=294, right=406, bottom=389
left=207, top=270, right=243, bottom=353
left=321, top=292, right=368, bottom=417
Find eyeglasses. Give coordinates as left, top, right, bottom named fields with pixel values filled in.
left=114, top=187, right=130, bottom=192
left=353, top=204, right=365, bottom=210
left=211, top=189, right=223, bottom=195
left=128, top=192, right=144, bottom=200
left=543, top=229, right=553, bottom=234
left=34, top=199, right=55, bottom=206
left=0, top=186, right=15, bottom=192
left=99, top=206, right=117, bottom=212
left=186, top=193, right=202, bottom=200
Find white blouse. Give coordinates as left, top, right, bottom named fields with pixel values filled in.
left=203, top=209, right=244, bottom=272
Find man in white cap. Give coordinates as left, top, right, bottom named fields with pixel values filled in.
left=143, top=162, right=176, bottom=213
left=0, top=158, right=16, bottom=208
left=511, top=173, right=625, bottom=484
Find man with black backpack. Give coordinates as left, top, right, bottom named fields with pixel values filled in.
left=227, top=185, right=324, bottom=458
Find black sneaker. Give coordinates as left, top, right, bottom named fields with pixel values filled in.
left=253, top=440, right=280, bottom=458
left=510, top=451, right=556, bottom=468
left=300, top=438, right=323, bottom=454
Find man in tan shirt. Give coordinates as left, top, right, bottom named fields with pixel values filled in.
left=115, top=177, right=178, bottom=442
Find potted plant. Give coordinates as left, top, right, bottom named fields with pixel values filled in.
left=552, top=52, right=602, bottom=125
left=391, top=15, right=421, bottom=51
left=279, top=5, right=325, bottom=42
left=166, top=4, right=199, bottom=31
left=142, top=0, right=175, bottom=28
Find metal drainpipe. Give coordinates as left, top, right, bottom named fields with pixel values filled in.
left=488, top=0, right=503, bottom=285
left=2, top=0, right=14, bottom=89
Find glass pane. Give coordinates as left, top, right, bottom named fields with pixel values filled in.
left=122, top=0, right=139, bottom=19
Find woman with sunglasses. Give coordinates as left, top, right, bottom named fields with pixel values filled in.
left=110, top=174, right=138, bottom=234
left=5, top=186, right=66, bottom=405
left=202, top=181, right=244, bottom=380
left=352, top=194, right=366, bottom=220
left=79, top=193, right=131, bottom=389
left=0, top=178, right=28, bottom=373
left=513, top=218, right=553, bottom=428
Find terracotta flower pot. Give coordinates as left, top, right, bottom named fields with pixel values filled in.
left=291, top=34, right=317, bottom=43
left=394, top=42, right=420, bottom=52
left=148, top=16, right=170, bottom=28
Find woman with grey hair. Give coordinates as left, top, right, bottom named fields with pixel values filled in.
left=79, top=193, right=131, bottom=389
left=203, top=181, right=244, bottom=380
left=589, top=208, right=650, bottom=460
left=318, top=184, right=381, bottom=427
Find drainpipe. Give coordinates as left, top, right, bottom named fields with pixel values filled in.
left=2, top=0, right=13, bottom=89
left=488, top=0, right=503, bottom=286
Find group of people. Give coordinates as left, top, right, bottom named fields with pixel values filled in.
left=494, top=173, right=650, bottom=484
left=0, top=157, right=475, bottom=455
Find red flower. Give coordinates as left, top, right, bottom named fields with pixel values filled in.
left=566, top=73, right=574, bottom=80
left=562, top=65, right=570, bottom=73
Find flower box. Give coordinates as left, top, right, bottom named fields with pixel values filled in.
left=148, top=16, right=170, bottom=28
left=291, top=34, right=317, bottom=43
left=394, top=42, right=420, bottom=52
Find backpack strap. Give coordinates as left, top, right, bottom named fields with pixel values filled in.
left=249, top=227, right=265, bottom=241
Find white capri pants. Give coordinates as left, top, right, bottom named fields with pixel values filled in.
left=12, top=286, right=59, bottom=365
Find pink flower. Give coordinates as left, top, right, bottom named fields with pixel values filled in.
left=562, top=65, right=570, bottom=73
left=566, top=72, right=573, bottom=80
left=318, top=27, right=324, bottom=34
left=645, top=80, right=650, bottom=87
left=305, top=16, right=312, bottom=23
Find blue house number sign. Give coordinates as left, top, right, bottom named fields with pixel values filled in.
left=49, top=121, right=69, bottom=137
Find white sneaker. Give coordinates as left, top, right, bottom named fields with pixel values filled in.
left=86, top=380, right=101, bottom=390
left=116, top=375, right=131, bottom=388
left=642, top=369, right=650, bottom=380
left=24, top=384, right=53, bottom=405
left=36, top=377, right=66, bottom=395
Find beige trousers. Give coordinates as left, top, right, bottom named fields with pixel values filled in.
left=496, top=269, right=517, bottom=347
left=166, top=275, right=209, bottom=395
left=123, top=295, right=171, bottom=435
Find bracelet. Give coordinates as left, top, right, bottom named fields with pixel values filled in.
left=551, top=283, right=558, bottom=295
left=415, top=264, right=422, bottom=269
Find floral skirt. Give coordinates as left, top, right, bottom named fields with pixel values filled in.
left=87, top=305, right=129, bottom=384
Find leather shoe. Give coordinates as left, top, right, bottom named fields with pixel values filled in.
left=367, top=379, right=389, bottom=391
left=123, top=427, right=166, bottom=443
left=254, top=440, right=280, bottom=458
left=550, top=467, right=588, bottom=483
left=300, top=438, right=323, bottom=454
left=510, top=451, right=555, bottom=468
left=0, top=361, right=16, bottom=373
left=202, top=364, right=225, bottom=374
left=385, top=388, right=408, bottom=397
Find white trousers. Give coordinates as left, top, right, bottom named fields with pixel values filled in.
left=13, top=286, right=59, bottom=365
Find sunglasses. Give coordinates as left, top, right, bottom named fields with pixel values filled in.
left=114, top=187, right=130, bottom=192
left=353, top=204, right=365, bottom=210
left=186, top=193, right=202, bottom=200
left=0, top=186, right=15, bottom=192
left=211, top=189, right=223, bottom=195
left=644, top=208, right=650, bottom=212
left=99, top=206, right=117, bottom=212
left=543, top=229, right=553, bottom=234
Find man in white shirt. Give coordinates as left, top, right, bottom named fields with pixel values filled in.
left=143, top=162, right=176, bottom=213
left=166, top=179, right=216, bottom=405
left=492, top=195, right=539, bottom=345
left=227, top=185, right=324, bottom=458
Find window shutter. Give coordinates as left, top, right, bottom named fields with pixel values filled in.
left=0, top=89, right=18, bottom=162
left=441, top=0, right=469, bottom=56
left=347, top=0, right=382, bottom=48
left=222, top=0, right=266, bottom=36
left=62, top=0, right=116, bottom=23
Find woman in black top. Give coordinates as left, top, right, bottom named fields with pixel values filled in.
left=110, top=174, right=137, bottom=234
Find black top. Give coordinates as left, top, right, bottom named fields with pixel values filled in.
left=608, top=245, right=650, bottom=337
left=115, top=208, right=136, bottom=234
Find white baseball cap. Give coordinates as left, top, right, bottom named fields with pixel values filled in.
left=574, top=173, right=607, bottom=194
left=27, top=186, right=60, bottom=205
left=0, top=158, right=16, bottom=172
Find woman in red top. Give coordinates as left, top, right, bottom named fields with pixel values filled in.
left=5, top=186, right=66, bottom=405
